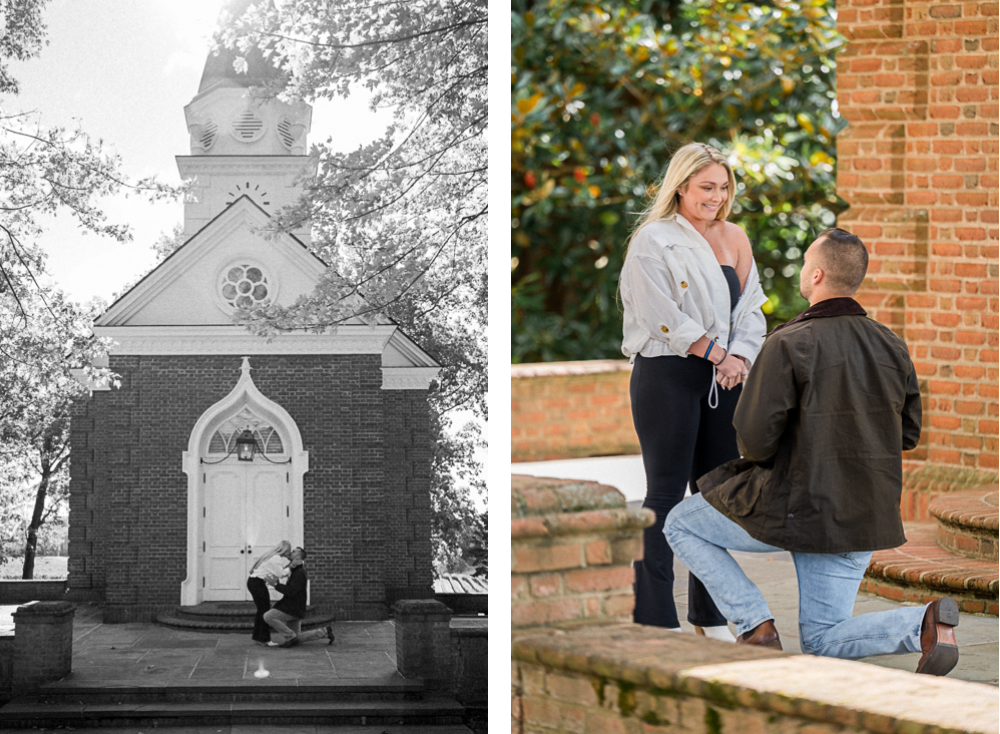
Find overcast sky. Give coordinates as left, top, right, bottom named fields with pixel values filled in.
left=10, top=0, right=390, bottom=305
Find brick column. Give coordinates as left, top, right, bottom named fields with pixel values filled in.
left=12, top=601, right=75, bottom=695
left=836, top=0, right=999, bottom=485
left=393, top=599, right=452, bottom=691
left=512, top=475, right=653, bottom=630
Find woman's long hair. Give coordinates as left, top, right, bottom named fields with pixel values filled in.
left=627, top=143, right=737, bottom=251
left=250, top=539, right=291, bottom=574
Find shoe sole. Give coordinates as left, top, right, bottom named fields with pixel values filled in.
left=917, top=642, right=959, bottom=676
left=916, top=597, right=960, bottom=676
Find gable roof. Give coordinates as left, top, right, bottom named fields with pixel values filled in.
left=96, top=196, right=330, bottom=327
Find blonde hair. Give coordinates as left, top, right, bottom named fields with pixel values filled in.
left=250, top=539, right=291, bottom=574
left=628, top=143, right=737, bottom=248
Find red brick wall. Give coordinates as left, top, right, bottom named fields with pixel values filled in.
left=836, top=0, right=999, bottom=478
left=511, top=361, right=639, bottom=462
left=511, top=475, right=651, bottom=629
left=68, top=354, right=433, bottom=621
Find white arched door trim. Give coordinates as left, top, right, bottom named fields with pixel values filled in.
left=180, top=356, right=308, bottom=606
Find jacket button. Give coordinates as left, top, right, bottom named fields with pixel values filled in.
left=680, top=281, right=688, bottom=288
left=660, top=326, right=669, bottom=333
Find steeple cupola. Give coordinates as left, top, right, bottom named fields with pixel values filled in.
left=184, top=46, right=312, bottom=156
left=176, top=44, right=315, bottom=243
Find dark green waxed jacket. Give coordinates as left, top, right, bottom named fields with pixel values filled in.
left=698, top=298, right=922, bottom=553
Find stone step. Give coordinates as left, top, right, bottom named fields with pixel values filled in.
left=0, top=727, right=471, bottom=734
left=18, top=679, right=425, bottom=704
left=155, top=602, right=336, bottom=630
left=929, top=487, right=999, bottom=561
left=862, top=521, right=999, bottom=615
left=0, top=697, right=466, bottom=728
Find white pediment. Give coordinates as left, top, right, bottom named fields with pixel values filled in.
left=97, top=197, right=327, bottom=327
left=91, top=197, right=441, bottom=387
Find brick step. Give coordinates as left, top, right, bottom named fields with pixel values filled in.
left=928, top=486, right=999, bottom=561
left=0, top=697, right=466, bottom=728
left=861, top=522, right=999, bottom=615
left=18, top=679, right=425, bottom=704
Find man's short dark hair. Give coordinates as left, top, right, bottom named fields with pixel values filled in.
left=294, top=547, right=307, bottom=560
left=815, top=228, right=869, bottom=294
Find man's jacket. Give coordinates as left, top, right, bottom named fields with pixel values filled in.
left=698, top=297, right=922, bottom=553
left=273, top=564, right=307, bottom=618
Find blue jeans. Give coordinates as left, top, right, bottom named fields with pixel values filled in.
left=664, top=494, right=925, bottom=659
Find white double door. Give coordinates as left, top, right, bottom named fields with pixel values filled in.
left=203, top=463, right=290, bottom=601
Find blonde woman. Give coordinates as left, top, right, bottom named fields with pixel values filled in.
left=619, top=143, right=769, bottom=639
left=247, top=540, right=291, bottom=644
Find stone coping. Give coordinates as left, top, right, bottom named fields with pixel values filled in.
left=513, top=623, right=999, bottom=734
left=512, top=475, right=628, bottom=517
left=929, top=486, right=1000, bottom=532
left=512, top=475, right=653, bottom=540
left=511, top=359, right=632, bottom=378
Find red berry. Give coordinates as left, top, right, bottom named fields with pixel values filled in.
left=573, top=168, right=586, bottom=182
left=524, top=171, right=537, bottom=188
left=590, top=113, right=600, bottom=127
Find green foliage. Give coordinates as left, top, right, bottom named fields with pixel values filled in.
left=511, top=0, right=848, bottom=363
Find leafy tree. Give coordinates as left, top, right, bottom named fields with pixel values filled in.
left=218, top=0, right=488, bottom=572
left=0, top=278, right=114, bottom=576
left=512, top=0, right=847, bottom=363
left=0, top=0, right=174, bottom=576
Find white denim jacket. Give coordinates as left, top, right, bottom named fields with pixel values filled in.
left=620, top=215, right=769, bottom=365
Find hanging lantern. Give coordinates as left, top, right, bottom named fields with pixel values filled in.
left=235, top=429, right=258, bottom=461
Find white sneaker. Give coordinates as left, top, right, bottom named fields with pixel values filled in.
left=266, top=641, right=280, bottom=647
left=696, top=625, right=736, bottom=643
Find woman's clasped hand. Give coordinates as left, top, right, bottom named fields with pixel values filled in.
left=715, top=353, right=748, bottom=390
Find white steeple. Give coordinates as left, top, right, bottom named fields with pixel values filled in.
left=176, top=41, right=314, bottom=243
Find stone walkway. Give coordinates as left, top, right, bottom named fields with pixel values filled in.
left=2, top=604, right=402, bottom=686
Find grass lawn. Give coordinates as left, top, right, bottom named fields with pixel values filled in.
left=0, top=556, right=68, bottom=579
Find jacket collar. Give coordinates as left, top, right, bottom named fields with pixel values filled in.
left=657, top=214, right=708, bottom=248
left=769, top=297, right=867, bottom=335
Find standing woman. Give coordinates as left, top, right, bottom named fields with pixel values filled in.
left=247, top=540, right=292, bottom=644
left=619, top=143, right=769, bottom=638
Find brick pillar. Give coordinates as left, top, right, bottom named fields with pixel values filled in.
left=836, top=0, right=999, bottom=486
left=12, top=601, right=75, bottom=695
left=511, top=475, right=653, bottom=630
left=393, top=599, right=452, bottom=691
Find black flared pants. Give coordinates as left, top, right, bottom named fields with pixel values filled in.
left=630, top=353, right=741, bottom=628
left=247, top=576, right=272, bottom=642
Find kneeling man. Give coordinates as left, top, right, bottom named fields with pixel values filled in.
left=665, top=228, right=960, bottom=676
left=263, top=547, right=335, bottom=648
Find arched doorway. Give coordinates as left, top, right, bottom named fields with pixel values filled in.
left=180, top=358, right=308, bottom=606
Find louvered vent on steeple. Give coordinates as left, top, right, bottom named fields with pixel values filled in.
left=277, top=118, right=295, bottom=150
left=199, top=121, right=218, bottom=150
left=232, top=109, right=265, bottom=142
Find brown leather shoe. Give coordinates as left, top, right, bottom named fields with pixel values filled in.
left=915, top=597, right=959, bottom=676
left=736, top=619, right=782, bottom=650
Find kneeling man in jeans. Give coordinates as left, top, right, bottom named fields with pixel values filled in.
left=665, top=228, right=960, bottom=676
left=264, top=547, right=335, bottom=648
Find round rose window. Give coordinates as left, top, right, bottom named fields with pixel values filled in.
left=221, top=264, right=269, bottom=309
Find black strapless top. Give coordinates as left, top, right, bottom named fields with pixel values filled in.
left=721, top=265, right=741, bottom=313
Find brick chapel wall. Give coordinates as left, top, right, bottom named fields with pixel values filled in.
left=382, top=390, right=435, bottom=602
left=836, top=0, right=999, bottom=479
left=67, top=354, right=433, bottom=622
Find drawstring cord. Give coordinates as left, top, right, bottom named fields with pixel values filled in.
left=708, top=365, right=719, bottom=409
